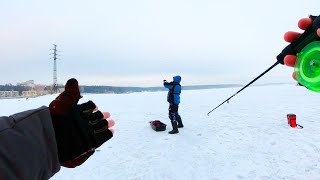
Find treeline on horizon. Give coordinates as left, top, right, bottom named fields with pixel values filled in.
left=80, top=84, right=243, bottom=94
left=0, top=84, right=245, bottom=94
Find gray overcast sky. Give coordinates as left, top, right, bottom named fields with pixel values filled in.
left=0, top=0, right=319, bottom=86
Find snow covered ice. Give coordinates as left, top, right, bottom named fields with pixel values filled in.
left=1, top=84, right=320, bottom=179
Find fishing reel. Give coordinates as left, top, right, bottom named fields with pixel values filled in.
left=277, top=15, right=320, bottom=92
left=295, top=41, right=320, bottom=91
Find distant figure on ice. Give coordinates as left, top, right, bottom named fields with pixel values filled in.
left=163, top=75, right=183, bottom=134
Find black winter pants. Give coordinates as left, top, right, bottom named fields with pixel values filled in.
left=169, top=104, right=179, bottom=122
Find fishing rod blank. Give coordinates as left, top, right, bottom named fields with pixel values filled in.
left=207, top=62, right=279, bottom=116
left=207, top=15, right=320, bottom=116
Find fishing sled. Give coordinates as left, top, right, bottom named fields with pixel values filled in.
left=149, top=120, right=166, bottom=131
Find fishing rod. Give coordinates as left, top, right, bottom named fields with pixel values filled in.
left=207, top=15, right=320, bottom=116
left=160, top=73, right=165, bottom=80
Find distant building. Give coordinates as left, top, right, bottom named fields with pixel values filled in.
left=22, top=90, right=50, bottom=97
left=0, top=80, right=51, bottom=98
left=19, top=81, right=50, bottom=97
left=22, top=91, right=37, bottom=97
left=17, top=80, right=35, bottom=89
left=34, top=85, right=46, bottom=91
left=0, top=91, right=19, bottom=98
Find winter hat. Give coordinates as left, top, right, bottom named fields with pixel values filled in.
left=64, top=78, right=80, bottom=96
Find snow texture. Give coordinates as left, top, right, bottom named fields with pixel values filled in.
left=1, top=84, right=320, bottom=180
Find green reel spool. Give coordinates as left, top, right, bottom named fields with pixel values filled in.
left=295, top=41, right=320, bottom=92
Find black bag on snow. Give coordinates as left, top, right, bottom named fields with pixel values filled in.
left=149, top=120, right=166, bottom=131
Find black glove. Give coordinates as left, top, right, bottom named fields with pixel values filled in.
left=73, top=101, right=113, bottom=149
left=49, top=78, right=114, bottom=168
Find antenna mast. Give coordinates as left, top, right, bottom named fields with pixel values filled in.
left=51, top=44, right=58, bottom=93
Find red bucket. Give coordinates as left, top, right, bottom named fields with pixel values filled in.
left=287, top=114, right=296, bottom=128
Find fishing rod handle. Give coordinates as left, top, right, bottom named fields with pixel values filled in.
left=277, top=15, right=320, bottom=64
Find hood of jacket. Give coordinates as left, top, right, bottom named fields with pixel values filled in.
left=173, top=75, right=181, bottom=83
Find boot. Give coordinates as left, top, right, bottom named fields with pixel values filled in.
left=176, top=115, right=184, bottom=128
left=168, top=121, right=179, bottom=134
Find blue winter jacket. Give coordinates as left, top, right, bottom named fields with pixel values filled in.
left=164, top=76, right=181, bottom=105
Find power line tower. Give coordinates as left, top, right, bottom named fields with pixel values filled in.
left=51, top=44, right=59, bottom=93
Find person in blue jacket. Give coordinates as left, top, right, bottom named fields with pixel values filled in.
left=163, top=75, right=184, bottom=134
